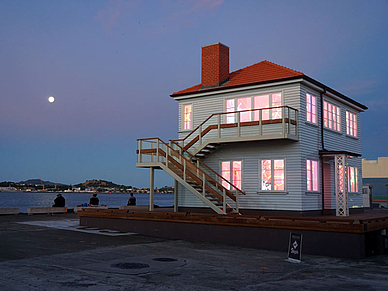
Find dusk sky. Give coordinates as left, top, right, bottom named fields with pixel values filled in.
left=1, top=0, right=387, bottom=188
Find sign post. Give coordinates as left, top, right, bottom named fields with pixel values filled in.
left=287, top=232, right=302, bottom=263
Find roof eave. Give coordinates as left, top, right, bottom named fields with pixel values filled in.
left=170, top=75, right=368, bottom=111
left=302, top=75, right=368, bottom=111
left=170, top=75, right=303, bottom=98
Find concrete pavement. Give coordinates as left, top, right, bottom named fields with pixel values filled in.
left=0, top=213, right=387, bottom=290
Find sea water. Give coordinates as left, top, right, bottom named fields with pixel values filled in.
left=0, top=192, right=174, bottom=213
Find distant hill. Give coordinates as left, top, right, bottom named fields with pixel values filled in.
left=19, top=179, right=68, bottom=186
left=74, top=179, right=126, bottom=188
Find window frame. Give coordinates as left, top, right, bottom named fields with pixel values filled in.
left=182, top=103, right=193, bottom=131
left=348, top=166, right=359, bottom=193
left=220, top=160, right=243, bottom=191
left=323, top=100, right=341, bottom=132
left=258, top=158, right=286, bottom=193
left=306, top=93, right=317, bottom=125
left=346, top=111, right=358, bottom=138
left=306, top=159, right=319, bottom=193
left=225, top=91, right=283, bottom=124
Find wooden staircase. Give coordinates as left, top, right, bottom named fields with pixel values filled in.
left=194, top=143, right=219, bottom=159
left=137, top=138, right=244, bottom=214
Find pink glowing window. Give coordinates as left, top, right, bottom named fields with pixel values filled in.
left=306, top=93, right=317, bottom=124
left=346, top=111, right=357, bottom=137
left=307, top=159, right=318, bottom=191
left=261, top=159, right=285, bottom=191
left=254, top=95, right=270, bottom=121
left=221, top=161, right=231, bottom=189
left=271, top=93, right=282, bottom=119
left=323, top=101, right=341, bottom=132
left=261, top=160, right=272, bottom=190
left=273, top=159, right=284, bottom=191
left=226, top=99, right=235, bottom=124
left=348, top=167, right=358, bottom=193
left=183, top=104, right=192, bottom=130
left=232, top=161, right=242, bottom=190
left=237, top=97, right=251, bottom=122
left=221, top=160, right=242, bottom=190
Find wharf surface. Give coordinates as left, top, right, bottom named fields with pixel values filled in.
left=1, top=212, right=387, bottom=290
left=78, top=207, right=388, bottom=259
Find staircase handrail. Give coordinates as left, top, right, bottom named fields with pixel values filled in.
left=169, top=139, right=246, bottom=196
left=137, top=137, right=245, bottom=198
left=172, top=105, right=298, bottom=146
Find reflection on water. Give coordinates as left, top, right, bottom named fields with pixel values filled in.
left=0, top=192, right=174, bottom=213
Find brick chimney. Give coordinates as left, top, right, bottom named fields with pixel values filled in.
left=201, top=43, right=229, bottom=88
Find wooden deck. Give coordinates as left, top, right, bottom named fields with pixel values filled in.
left=77, top=208, right=388, bottom=234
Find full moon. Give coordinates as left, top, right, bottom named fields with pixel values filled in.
left=48, top=96, right=55, bottom=103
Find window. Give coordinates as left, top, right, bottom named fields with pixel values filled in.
left=324, top=101, right=341, bottom=132
left=260, top=159, right=285, bottom=191
left=183, top=104, right=192, bottom=130
left=226, top=92, right=282, bottom=124
left=253, top=94, right=270, bottom=120
left=221, top=161, right=242, bottom=190
left=237, top=97, right=251, bottom=122
left=306, top=159, right=319, bottom=192
left=271, top=92, right=282, bottom=119
left=346, top=111, right=357, bottom=137
left=348, top=166, right=358, bottom=193
left=306, top=93, right=317, bottom=124
left=226, top=99, right=235, bottom=123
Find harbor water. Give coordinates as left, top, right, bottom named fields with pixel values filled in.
left=0, top=192, right=174, bottom=213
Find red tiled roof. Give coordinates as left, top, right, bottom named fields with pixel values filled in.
left=171, top=60, right=304, bottom=96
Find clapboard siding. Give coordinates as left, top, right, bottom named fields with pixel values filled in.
left=299, top=85, right=322, bottom=211
left=204, top=141, right=302, bottom=211
left=322, top=94, right=362, bottom=154
left=175, top=81, right=364, bottom=212
left=177, top=83, right=303, bottom=211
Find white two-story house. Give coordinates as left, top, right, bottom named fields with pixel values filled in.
left=137, top=43, right=367, bottom=217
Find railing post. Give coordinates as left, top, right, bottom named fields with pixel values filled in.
left=235, top=189, right=239, bottom=213
left=197, top=160, right=200, bottom=176
left=183, top=159, right=187, bottom=182
left=287, top=107, right=290, bottom=134
left=149, top=167, right=154, bottom=211
left=223, top=188, right=226, bottom=213
left=174, top=179, right=178, bottom=212
left=259, top=110, right=262, bottom=136
left=218, top=114, right=221, bottom=139
left=138, top=140, right=142, bottom=163
left=203, top=173, right=206, bottom=196
left=282, top=107, right=285, bottom=137
left=199, top=125, right=202, bottom=145
left=156, top=139, right=159, bottom=163
left=237, top=112, right=241, bottom=137
left=165, top=143, right=169, bottom=167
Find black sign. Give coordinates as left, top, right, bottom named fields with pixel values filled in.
left=288, top=233, right=303, bottom=262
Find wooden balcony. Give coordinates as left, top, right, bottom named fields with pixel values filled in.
left=174, top=106, right=298, bottom=155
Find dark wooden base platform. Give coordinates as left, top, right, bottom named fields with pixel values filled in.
left=78, top=208, right=388, bottom=260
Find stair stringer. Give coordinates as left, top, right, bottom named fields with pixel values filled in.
left=158, top=162, right=226, bottom=214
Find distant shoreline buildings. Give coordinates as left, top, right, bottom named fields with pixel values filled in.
left=0, top=179, right=174, bottom=194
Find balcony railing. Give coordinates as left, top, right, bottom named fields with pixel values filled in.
left=173, top=106, right=298, bottom=153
